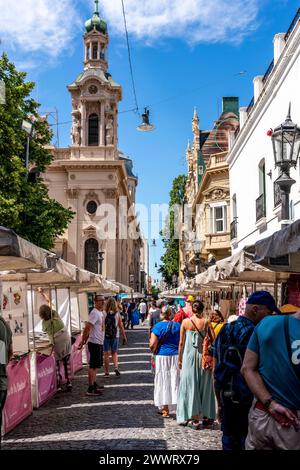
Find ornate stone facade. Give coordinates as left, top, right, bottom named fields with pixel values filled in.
left=43, top=3, right=144, bottom=288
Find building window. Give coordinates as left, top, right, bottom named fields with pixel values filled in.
left=86, top=201, right=98, bottom=215
left=92, top=42, right=98, bottom=60
left=86, top=44, right=90, bottom=61
left=256, top=159, right=266, bottom=221
left=84, top=238, right=99, bottom=274
left=88, top=114, right=99, bottom=146
left=210, top=205, right=227, bottom=233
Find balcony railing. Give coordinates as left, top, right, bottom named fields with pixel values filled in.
left=230, top=219, right=238, bottom=240
left=246, top=96, right=254, bottom=115
left=285, top=7, right=300, bottom=42
left=256, top=193, right=266, bottom=222
left=274, top=182, right=282, bottom=208
left=262, top=59, right=274, bottom=85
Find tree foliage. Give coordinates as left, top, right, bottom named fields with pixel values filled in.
left=0, top=54, right=74, bottom=250
left=159, top=174, right=187, bottom=285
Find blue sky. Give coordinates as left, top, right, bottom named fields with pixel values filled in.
left=0, top=0, right=299, bottom=280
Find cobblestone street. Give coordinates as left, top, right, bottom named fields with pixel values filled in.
left=2, top=327, right=221, bottom=451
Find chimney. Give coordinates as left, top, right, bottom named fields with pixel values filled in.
left=253, top=76, right=264, bottom=103
left=222, top=97, right=239, bottom=116
left=239, top=107, right=248, bottom=128
left=273, top=33, right=286, bottom=65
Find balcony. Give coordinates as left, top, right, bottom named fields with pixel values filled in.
left=230, top=219, right=238, bottom=240
left=256, top=193, right=266, bottom=222
left=207, top=152, right=227, bottom=169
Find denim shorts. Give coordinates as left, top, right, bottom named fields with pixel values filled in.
left=103, top=338, right=119, bottom=352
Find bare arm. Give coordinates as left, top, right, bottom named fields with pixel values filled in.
left=37, top=287, right=51, bottom=306
left=78, top=322, right=92, bottom=349
left=149, top=332, right=158, bottom=353
left=178, top=321, right=187, bottom=369
left=118, top=315, right=127, bottom=343
left=241, top=349, right=299, bottom=428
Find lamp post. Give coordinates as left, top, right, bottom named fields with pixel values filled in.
left=97, top=251, right=105, bottom=275
left=271, top=104, right=300, bottom=228
left=192, top=240, right=201, bottom=274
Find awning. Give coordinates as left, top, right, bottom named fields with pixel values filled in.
left=195, top=249, right=273, bottom=286
left=254, top=219, right=300, bottom=263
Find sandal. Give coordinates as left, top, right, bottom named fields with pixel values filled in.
left=162, top=410, right=170, bottom=418
left=202, top=418, right=214, bottom=426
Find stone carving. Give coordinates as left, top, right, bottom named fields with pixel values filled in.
left=83, top=191, right=101, bottom=206
left=211, top=189, right=226, bottom=200
left=65, top=188, right=79, bottom=199
left=71, top=115, right=81, bottom=145
left=105, top=116, right=114, bottom=145
left=103, top=188, right=117, bottom=199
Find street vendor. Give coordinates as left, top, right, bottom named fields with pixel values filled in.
left=38, top=288, right=72, bottom=392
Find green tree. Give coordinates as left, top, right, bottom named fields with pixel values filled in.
left=159, top=174, right=187, bottom=285
left=0, top=54, right=74, bottom=250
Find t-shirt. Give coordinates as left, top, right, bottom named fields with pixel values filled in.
left=247, top=315, right=300, bottom=410
left=0, top=317, right=12, bottom=391
left=42, top=310, right=65, bottom=338
left=88, top=308, right=106, bottom=345
left=149, top=309, right=161, bottom=328
left=152, top=321, right=181, bottom=356
left=139, top=302, right=147, bottom=314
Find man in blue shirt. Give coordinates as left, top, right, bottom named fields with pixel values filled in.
left=213, top=291, right=278, bottom=450
left=242, top=309, right=300, bottom=450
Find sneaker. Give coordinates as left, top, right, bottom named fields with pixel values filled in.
left=115, top=369, right=121, bottom=377
left=86, top=387, right=103, bottom=396
left=66, top=383, right=73, bottom=392
left=94, top=382, right=104, bottom=391
left=104, top=373, right=110, bottom=378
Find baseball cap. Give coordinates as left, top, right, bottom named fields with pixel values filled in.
left=246, top=290, right=281, bottom=314
left=185, top=295, right=194, bottom=302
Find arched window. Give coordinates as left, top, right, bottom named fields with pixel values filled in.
left=88, top=114, right=99, bottom=146
left=92, top=42, right=98, bottom=60
left=84, top=238, right=99, bottom=274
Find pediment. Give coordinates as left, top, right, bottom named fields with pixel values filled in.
left=202, top=186, right=229, bottom=200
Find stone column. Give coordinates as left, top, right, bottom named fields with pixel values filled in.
left=81, top=101, right=86, bottom=147
left=100, top=101, right=105, bottom=146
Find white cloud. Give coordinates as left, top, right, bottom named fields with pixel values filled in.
left=100, top=0, right=260, bottom=45
left=0, top=0, right=81, bottom=59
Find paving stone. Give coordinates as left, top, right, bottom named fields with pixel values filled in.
left=2, top=326, right=221, bottom=450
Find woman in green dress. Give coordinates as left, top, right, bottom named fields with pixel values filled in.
left=176, top=300, right=216, bottom=429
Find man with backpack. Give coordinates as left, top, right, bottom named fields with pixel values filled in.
left=213, top=291, right=279, bottom=450
left=242, top=307, right=300, bottom=449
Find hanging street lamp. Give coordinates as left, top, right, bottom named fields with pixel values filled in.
left=270, top=104, right=300, bottom=227
left=137, top=107, right=155, bottom=132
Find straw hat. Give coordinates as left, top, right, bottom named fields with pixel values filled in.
left=280, top=304, right=300, bottom=314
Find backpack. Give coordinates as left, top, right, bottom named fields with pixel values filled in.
left=214, top=322, right=253, bottom=404
left=105, top=313, right=117, bottom=340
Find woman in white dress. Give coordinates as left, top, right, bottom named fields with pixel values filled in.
left=149, top=306, right=181, bottom=418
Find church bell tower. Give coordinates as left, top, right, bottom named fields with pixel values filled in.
left=67, top=0, right=122, bottom=160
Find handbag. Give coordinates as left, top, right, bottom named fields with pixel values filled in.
left=191, top=319, right=213, bottom=370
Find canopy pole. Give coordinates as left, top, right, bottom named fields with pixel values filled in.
left=31, top=285, right=36, bottom=351
left=68, top=288, right=72, bottom=336
left=55, top=287, right=58, bottom=312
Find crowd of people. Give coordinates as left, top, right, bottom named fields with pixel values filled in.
left=149, top=291, right=300, bottom=451
left=1, top=290, right=299, bottom=451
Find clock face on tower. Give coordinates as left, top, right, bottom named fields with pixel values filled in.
left=89, top=85, right=98, bottom=94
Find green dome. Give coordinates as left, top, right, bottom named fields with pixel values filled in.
left=85, top=1, right=107, bottom=34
